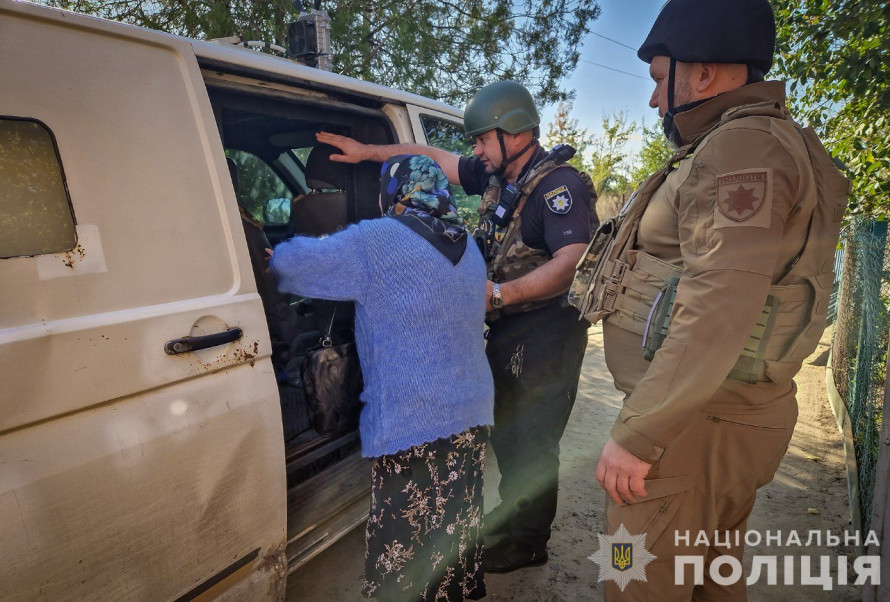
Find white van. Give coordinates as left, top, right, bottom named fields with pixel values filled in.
left=0, top=1, right=470, bottom=599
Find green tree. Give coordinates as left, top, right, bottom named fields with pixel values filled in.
left=41, top=0, right=600, bottom=107
left=589, top=111, right=635, bottom=197
left=629, top=119, right=671, bottom=186
left=773, top=1, right=890, bottom=217
left=543, top=101, right=594, bottom=173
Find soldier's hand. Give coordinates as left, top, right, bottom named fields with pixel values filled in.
left=316, top=132, right=367, bottom=163
left=596, top=438, right=652, bottom=505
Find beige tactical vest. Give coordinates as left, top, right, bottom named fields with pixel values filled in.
left=478, top=160, right=597, bottom=315
left=568, top=103, right=850, bottom=382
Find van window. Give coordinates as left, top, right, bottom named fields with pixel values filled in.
left=227, top=149, right=294, bottom=223
left=0, top=118, right=76, bottom=258
left=420, top=114, right=472, bottom=155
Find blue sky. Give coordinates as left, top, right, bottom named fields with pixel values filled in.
left=540, top=0, right=666, bottom=154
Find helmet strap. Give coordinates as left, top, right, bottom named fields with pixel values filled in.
left=746, top=65, right=765, bottom=84
left=667, top=57, right=677, bottom=113
left=493, top=130, right=538, bottom=177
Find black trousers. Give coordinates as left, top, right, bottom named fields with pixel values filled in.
left=486, top=304, right=588, bottom=553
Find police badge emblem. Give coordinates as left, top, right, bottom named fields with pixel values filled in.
left=714, top=168, right=772, bottom=229
left=544, top=185, right=573, bottom=214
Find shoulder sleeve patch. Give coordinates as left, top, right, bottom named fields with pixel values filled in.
left=544, top=185, right=573, bottom=214
left=714, top=168, right=772, bottom=229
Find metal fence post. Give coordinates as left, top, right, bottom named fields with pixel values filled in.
left=862, top=330, right=890, bottom=602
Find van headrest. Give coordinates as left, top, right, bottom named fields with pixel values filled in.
left=305, top=144, right=350, bottom=190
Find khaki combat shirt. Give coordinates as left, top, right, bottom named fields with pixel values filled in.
left=604, top=82, right=817, bottom=462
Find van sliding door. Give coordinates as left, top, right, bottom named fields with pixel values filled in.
left=0, top=2, right=286, bottom=600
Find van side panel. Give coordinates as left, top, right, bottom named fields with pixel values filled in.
left=0, top=366, right=285, bottom=600
left=0, top=2, right=286, bottom=600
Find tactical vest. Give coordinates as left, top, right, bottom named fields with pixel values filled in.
left=477, top=155, right=597, bottom=316
left=568, top=103, right=850, bottom=383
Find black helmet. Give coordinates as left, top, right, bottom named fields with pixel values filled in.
left=638, top=0, right=776, bottom=75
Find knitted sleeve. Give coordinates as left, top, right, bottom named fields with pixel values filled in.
left=269, top=223, right=371, bottom=304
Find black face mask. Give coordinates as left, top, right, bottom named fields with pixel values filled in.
left=662, top=98, right=709, bottom=148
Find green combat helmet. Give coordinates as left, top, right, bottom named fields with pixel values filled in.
left=463, top=80, right=540, bottom=174
left=463, top=80, right=539, bottom=137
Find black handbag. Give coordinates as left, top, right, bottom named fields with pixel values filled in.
left=301, top=307, right=363, bottom=437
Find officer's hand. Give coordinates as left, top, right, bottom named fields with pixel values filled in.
left=485, top=280, right=494, bottom=312
left=596, top=438, right=652, bottom=505
left=316, top=132, right=366, bottom=163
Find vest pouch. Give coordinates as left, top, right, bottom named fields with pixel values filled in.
left=494, top=239, right=555, bottom=315
left=643, top=276, right=679, bottom=360
left=609, top=250, right=682, bottom=336
left=569, top=218, right=616, bottom=318
left=763, top=272, right=834, bottom=384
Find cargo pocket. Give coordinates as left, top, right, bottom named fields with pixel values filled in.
left=607, top=475, right=695, bottom=548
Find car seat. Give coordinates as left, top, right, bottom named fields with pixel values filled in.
left=290, top=144, right=352, bottom=237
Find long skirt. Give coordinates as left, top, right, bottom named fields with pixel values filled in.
left=362, top=427, right=488, bottom=601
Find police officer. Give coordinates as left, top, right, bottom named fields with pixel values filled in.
left=318, top=79, right=598, bottom=572
left=569, top=0, right=849, bottom=599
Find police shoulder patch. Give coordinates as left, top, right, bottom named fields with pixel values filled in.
left=544, top=185, right=573, bottom=214
left=714, top=168, right=772, bottom=229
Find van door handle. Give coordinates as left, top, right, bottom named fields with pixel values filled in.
left=164, top=327, right=243, bottom=355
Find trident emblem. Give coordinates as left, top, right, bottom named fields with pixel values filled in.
left=612, top=543, right=633, bottom=572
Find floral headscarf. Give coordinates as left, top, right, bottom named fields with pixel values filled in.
left=379, top=154, right=468, bottom=265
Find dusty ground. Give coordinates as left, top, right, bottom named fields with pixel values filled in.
left=287, top=326, right=860, bottom=601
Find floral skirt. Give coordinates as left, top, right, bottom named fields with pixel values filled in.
left=362, top=427, right=488, bottom=601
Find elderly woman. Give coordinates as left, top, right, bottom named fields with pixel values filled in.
left=270, top=154, right=494, bottom=601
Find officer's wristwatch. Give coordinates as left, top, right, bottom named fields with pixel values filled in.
left=490, top=283, right=504, bottom=309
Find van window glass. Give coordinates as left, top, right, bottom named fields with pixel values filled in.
left=420, top=115, right=473, bottom=155
left=418, top=115, right=478, bottom=224
left=226, top=149, right=293, bottom=224
left=0, top=118, right=76, bottom=258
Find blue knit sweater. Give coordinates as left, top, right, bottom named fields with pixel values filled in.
left=270, top=217, right=494, bottom=457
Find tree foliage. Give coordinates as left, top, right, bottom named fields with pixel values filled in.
left=588, top=112, right=635, bottom=198
left=773, top=1, right=890, bottom=217
left=628, top=119, right=671, bottom=187
left=543, top=102, right=594, bottom=174
left=544, top=105, right=643, bottom=217
left=41, top=0, right=600, bottom=107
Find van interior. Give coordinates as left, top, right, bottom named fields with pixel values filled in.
left=207, top=84, right=393, bottom=570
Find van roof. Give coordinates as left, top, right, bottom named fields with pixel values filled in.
left=5, top=0, right=462, bottom=118
left=193, top=39, right=463, bottom=117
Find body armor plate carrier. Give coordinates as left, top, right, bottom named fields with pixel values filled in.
left=475, top=145, right=598, bottom=317
left=568, top=104, right=850, bottom=383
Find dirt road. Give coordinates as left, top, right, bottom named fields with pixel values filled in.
left=287, top=326, right=860, bottom=600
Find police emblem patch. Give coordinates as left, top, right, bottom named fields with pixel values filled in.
left=544, top=185, right=573, bottom=214
left=589, top=523, right=656, bottom=592
left=714, top=168, right=772, bottom=229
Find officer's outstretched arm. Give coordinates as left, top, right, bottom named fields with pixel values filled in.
left=316, top=132, right=462, bottom=185
left=495, top=242, right=586, bottom=308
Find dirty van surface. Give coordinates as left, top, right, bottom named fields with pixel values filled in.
left=0, top=1, right=470, bottom=599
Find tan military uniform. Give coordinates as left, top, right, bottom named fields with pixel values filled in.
left=591, top=82, right=848, bottom=600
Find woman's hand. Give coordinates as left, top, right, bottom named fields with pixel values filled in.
left=264, top=247, right=274, bottom=273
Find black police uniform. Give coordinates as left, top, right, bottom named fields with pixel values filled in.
left=458, top=147, right=596, bottom=555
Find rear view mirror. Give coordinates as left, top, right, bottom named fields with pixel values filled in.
left=264, top=197, right=291, bottom=225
